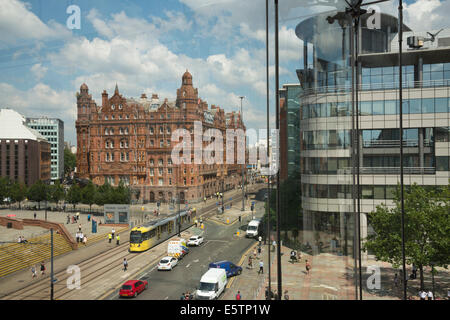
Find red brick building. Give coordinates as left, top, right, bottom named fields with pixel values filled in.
left=76, top=71, right=246, bottom=203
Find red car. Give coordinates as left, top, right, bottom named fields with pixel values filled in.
left=119, top=280, right=148, bottom=298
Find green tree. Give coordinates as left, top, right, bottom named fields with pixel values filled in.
left=9, top=181, right=27, bottom=209
left=81, top=181, right=96, bottom=213
left=64, top=147, right=76, bottom=176
left=27, top=180, right=48, bottom=210
left=49, top=181, right=65, bottom=205
left=363, top=183, right=450, bottom=290
left=66, top=184, right=82, bottom=209
left=0, top=177, right=11, bottom=205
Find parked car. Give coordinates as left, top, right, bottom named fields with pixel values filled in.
left=157, top=256, right=178, bottom=271
left=187, top=235, right=204, bottom=246
left=209, top=260, right=242, bottom=278
left=119, top=280, right=148, bottom=298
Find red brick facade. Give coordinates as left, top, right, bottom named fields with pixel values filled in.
left=76, top=71, right=246, bottom=203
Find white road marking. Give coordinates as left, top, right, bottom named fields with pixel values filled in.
left=164, top=296, right=169, bottom=300
left=186, top=263, right=191, bottom=268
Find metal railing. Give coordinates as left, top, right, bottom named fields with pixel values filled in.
left=339, top=167, right=436, bottom=175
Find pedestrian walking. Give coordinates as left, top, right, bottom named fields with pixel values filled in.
left=75, top=232, right=79, bottom=243
left=80, top=232, right=84, bottom=243
left=257, top=246, right=261, bottom=258
left=87, top=214, right=91, bottom=222
left=76, top=212, right=80, bottom=221
left=111, top=228, right=116, bottom=239
left=83, top=235, right=87, bottom=246
left=394, top=273, right=399, bottom=288
left=412, top=264, right=417, bottom=279
left=66, top=214, right=70, bottom=224
left=253, top=248, right=257, bottom=259
left=284, top=290, right=289, bottom=300
left=272, top=240, right=276, bottom=252
left=427, top=290, right=434, bottom=300
left=108, top=233, right=112, bottom=243
left=248, top=255, right=253, bottom=269
left=180, top=293, right=185, bottom=300
left=123, top=258, right=128, bottom=271
left=185, top=292, right=190, bottom=300
left=258, top=236, right=262, bottom=247
left=258, top=261, right=264, bottom=274
left=305, top=259, right=311, bottom=275
left=33, top=212, right=36, bottom=219
left=40, top=262, right=46, bottom=275
left=235, top=291, right=242, bottom=300
left=116, top=234, right=120, bottom=245
left=273, top=290, right=279, bottom=300
left=78, top=224, right=82, bottom=232
left=31, top=266, right=37, bottom=279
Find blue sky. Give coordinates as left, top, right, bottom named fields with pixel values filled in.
left=0, top=0, right=448, bottom=145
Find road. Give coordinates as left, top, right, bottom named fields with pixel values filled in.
left=106, top=209, right=264, bottom=300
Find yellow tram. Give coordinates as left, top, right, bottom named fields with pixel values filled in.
left=129, top=208, right=196, bottom=252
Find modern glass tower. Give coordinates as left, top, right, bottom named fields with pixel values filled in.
left=26, top=117, right=64, bottom=181
left=285, top=9, right=450, bottom=298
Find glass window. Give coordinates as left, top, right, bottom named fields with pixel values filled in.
left=362, top=186, right=374, bottom=199
left=422, top=98, right=434, bottom=113
left=409, top=99, right=421, bottom=114
left=360, top=101, right=372, bottom=115
left=384, top=100, right=396, bottom=115
left=328, top=158, right=337, bottom=174
left=385, top=186, right=396, bottom=199
left=435, top=98, right=448, bottom=113
left=374, top=186, right=385, bottom=199
left=435, top=127, right=450, bottom=142
left=372, top=101, right=384, bottom=115
left=436, top=156, right=449, bottom=171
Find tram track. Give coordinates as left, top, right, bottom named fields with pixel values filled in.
left=2, top=185, right=263, bottom=300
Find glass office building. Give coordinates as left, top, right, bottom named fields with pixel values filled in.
left=26, top=117, right=64, bottom=181
left=284, top=9, right=450, bottom=299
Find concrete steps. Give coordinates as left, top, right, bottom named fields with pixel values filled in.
left=0, top=233, right=73, bottom=278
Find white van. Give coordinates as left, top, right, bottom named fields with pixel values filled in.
left=195, top=268, right=227, bottom=300
left=246, top=219, right=261, bottom=238
left=167, top=238, right=189, bottom=259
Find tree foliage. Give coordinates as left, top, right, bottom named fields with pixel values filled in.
left=363, top=183, right=450, bottom=289
left=27, top=180, right=48, bottom=209
left=9, top=181, right=27, bottom=208
left=64, top=147, right=76, bottom=176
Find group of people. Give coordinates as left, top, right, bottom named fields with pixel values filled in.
left=108, top=228, right=120, bottom=245
left=75, top=231, right=87, bottom=246
left=264, top=287, right=290, bottom=300
left=67, top=212, right=80, bottom=224
left=419, top=289, right=434, bottom=300
left=30, top=262, right=46, bottom=279
left=17, top=235, right=28, bottom=243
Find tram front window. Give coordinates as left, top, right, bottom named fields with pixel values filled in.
left=130, top=231, right=142, bottom=243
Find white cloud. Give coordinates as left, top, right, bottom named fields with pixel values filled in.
left=30, top=63, right=48, bottom=81
left=0, top=0, right=71, bottom=47
left=0, top=82, right=77, bottom=143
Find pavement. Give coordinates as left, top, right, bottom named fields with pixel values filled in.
left=222, top=242, right=450, bottom=300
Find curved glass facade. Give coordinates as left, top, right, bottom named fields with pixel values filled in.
left=277, top=2, right=450, bottom=300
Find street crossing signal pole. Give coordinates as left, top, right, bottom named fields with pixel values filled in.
left=274, top=0, right=282, bottom=300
